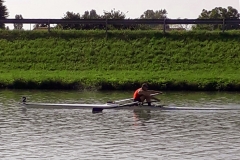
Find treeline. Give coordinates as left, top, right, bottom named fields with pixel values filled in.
left=35, top=6, right=240, bottom=31
left=193, top=6, right=240, bottom=30
left=36, top=9, right=168, bottom=30
left=29, top=6, right=240, bottom=31
left=0, top=0, right=240, bottom=31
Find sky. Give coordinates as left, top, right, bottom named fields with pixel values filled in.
left=4, top=0, right=240, bottom=29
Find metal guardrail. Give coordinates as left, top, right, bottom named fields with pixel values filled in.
left=0, top=18, right=239, bottom=34
left=0, top=18, right=240, bottom=24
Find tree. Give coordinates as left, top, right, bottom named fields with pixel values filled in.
left=14, top=14, right=23, bottom=30
left=102, top=9, right=128, bottom=30
left=140, top=9, right=167, bottom=19
left=140, top=9, right=168, bottom=30
left=0, top=0, right=9, bottom=29
left=56, top=9, right=128, bottom=30
left=193, top=6, right=240, bottom=30
left=58, top=11, right=81, bottom=30
left=80, top=9, right=104, bottom=30
left=102, top=8, right=126, bottom=19
left=81, top=9, right=100, bottom=19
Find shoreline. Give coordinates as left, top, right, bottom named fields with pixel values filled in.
left=1, top=82, right=239, bottom=91
left=0, top=71, right=240, bottom=91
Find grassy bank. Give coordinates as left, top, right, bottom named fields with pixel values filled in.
left=0, top=30, right=240, bottom=91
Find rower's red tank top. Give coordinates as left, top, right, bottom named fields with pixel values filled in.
left=133, top=88, right=141, bottom=99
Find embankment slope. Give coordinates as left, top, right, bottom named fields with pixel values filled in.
left=0, top=30, right=240, bottom=90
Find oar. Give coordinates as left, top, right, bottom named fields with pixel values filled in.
left=114, top=93, right=160, bottom=103
left=92, top=93, right=161, bottom=113
left=92, top=100, right=161, bottom=113
left=117, top=100, right=160, bottom=107
left=92, top=101, right=139, bottom=113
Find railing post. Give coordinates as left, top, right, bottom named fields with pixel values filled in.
left=48, top=19, right=50, bottom=32
left=222, top=19, right=225, bottom=33
left=105, top=18, right=108, bottom=39
left=163, top=18, right=166, bottom=34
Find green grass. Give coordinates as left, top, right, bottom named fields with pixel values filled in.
left=0, top=30, right=240, bottom=91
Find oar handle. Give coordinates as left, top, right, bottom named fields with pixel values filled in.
left=150, top=93, right=160, bottom=96
left=114, top=93, right=160, bottom=103
left=114, top=98, right=134, bottom=103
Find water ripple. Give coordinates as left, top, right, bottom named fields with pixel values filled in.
left=0, top=90, right=240, bottom=159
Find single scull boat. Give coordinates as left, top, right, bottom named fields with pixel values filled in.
left=20, top=96, right=240, bottom=112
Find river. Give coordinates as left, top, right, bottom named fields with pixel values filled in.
left=0, top=90, right=240, bottom=160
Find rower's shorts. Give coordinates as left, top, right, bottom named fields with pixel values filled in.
left=133, top=97, right=142, bottom=102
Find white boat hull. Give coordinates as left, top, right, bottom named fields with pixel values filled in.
left=19, top=96, right=240, bottom=111
left=21, top=102, right=120, bottom=109
left=20, top=102, right=240, bottom=111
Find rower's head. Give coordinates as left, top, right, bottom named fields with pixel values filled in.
left=141, top=83, right=148, bottom=91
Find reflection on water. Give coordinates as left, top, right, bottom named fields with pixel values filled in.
left=0, top=90, right=240, bottom=159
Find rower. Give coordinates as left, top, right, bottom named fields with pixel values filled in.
left=133, top=83, right=162, bottom=106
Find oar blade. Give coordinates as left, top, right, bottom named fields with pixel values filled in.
left=92, top=108, right=103, bottom=113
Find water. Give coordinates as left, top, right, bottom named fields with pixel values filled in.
left=1, top=90, right=240, bottom=160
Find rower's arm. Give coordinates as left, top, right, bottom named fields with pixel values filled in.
left=138, top=90, right=150, bottom=96
left=148, top=90, right=162, bottom=94
left=139, top=90, right=162, bottom=96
